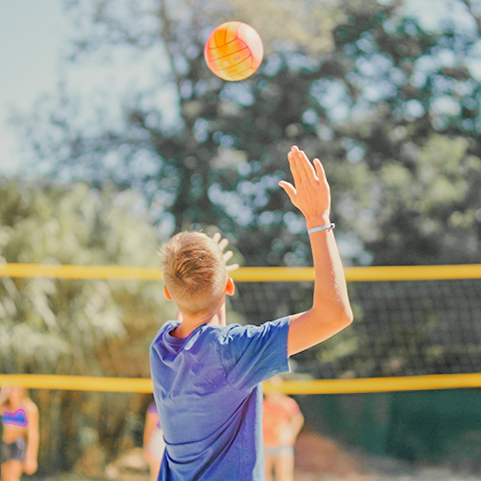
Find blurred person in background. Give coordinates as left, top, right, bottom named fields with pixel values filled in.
left=0, top=385, right=39, bottom=481
left=263, top=376, right=304, bottom=481
left=143, top=400, right=165, bottom=481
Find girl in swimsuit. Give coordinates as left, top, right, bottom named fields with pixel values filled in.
left=263, top=376, right=304, bottom=481
left=0, top=386, right=39, bottom=481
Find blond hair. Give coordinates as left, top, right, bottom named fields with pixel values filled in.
left=159, top=232, right=228, bottom=316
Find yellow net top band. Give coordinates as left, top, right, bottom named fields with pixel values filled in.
left=1, top=263, right=481, bottom=282
left=2, top=373, right=481, bottom=394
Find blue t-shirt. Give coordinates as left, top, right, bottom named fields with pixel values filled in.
left=149, top=317, right=290, bottom=481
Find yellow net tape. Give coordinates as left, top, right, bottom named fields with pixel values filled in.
left=264, top=373, right=481, bottom=394
left=2, top=263, right=481, bottom=395
left=0, top=374, right=153, bottom=393
left=1, top=263, right=481, bottom=282
left=2, top=373, right=481, bottom=394
left=0, top=264, right=162, bottom=281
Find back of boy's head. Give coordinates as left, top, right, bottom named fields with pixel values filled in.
left=159, top=232, right=227, bottom=316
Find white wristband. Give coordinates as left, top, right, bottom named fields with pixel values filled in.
left=308, top=223, right=335, bottom=235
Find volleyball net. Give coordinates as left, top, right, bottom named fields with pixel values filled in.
left=1, top=263, right=481, bottom=395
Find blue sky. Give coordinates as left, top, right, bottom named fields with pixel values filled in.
left=0, top=0, right=476, bottom=177
left=0, top=0, right=64, bottom=174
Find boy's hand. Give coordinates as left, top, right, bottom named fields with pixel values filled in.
left=212, top=233, right=239, bottom=272
left=279, top=146, right=331, bottom=226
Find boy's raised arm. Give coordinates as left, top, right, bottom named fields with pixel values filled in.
left=279, top=146, right=353, bottom=356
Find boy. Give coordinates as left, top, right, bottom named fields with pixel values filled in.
left=150, top=145, right=353, bottom=481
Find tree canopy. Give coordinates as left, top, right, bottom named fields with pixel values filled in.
left=0, top=178, right=172, bottom=472
left=14, top=0, right=481, bottom=267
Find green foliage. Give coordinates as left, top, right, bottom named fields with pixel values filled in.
left=14, top=0, right=481, bottom=268
left=0, top=179, right=168, bottom=374
left=0, top=178, right=171, bottom=472
left=366, top=134, right=481, bottom=265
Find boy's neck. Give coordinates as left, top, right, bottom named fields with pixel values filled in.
left=171, top=304, right=226, bottom=338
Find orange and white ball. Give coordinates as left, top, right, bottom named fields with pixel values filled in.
left=204, top=22, right=263, bottom=81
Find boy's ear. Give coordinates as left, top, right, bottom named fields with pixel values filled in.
left=164, top=285, right=172, bottom=300
left=225, top=277, right=235, bottom=296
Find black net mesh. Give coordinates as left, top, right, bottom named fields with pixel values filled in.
left=230, top=279, right=481, bottom=379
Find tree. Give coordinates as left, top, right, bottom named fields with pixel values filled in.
left=13, top=0, right=353, bottom=266
left=0, top=178, right=172, bottom=473
left=11, top=0, right=481, bottom=388
left=15, top=0, right=481, bottom=267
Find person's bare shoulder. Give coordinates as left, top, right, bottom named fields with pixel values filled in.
left=283, top=396, right=300, bottom=412
left=24, top=398, right=39, bottom=415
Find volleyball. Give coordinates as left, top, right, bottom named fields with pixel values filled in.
left=204, top=22, right=263, bottom=81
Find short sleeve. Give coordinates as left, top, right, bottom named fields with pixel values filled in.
left=218, top=316, right=290, bottom=392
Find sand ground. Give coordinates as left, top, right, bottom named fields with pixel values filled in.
left=26, top=429, right=481, bottom=481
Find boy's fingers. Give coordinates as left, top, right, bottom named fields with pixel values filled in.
left=288, top=146, right=313, bottom=185
left=225, top=248, right=239, bottom=271
left=296, top=149, right=317, bottom=183
left=226, top=263, right=240, bottom=272
left=279, top=180, right=297, bottom=203
left=218, top=238, right=228, bottom=252
left=313, top=158, right=326, bottom=181
left=287, top=150, right=302, bottom=187
left=212, top=232, right=221, bottom=244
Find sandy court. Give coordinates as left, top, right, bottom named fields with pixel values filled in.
left=24, top=428, right=481, bottom=481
